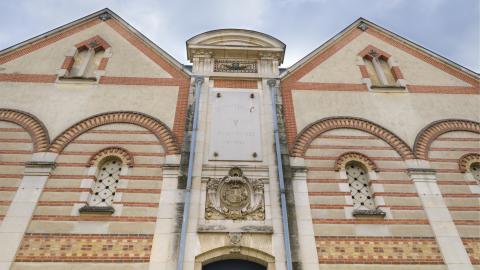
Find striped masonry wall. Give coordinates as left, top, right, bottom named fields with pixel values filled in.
left=304, top=128, right=444, bottom=267
left=428, top=131, right=480, bottom=265
left=13, top=123, right=165, bottom=267
left=0, top=121, right=33, bottom=223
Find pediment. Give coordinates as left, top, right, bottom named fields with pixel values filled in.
left=187, top=29, right=285, bottom=63
left=188, top=29, right=285, bottom=48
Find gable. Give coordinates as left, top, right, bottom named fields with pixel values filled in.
left=298, top=29, right=473, bottom=87
left=0, top=17, right=180, bottom=79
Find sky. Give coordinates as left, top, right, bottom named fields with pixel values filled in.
left=0, top=0, right=478, bottom=72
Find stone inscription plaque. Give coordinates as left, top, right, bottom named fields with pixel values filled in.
left=209, top=89, right=262, bottom=161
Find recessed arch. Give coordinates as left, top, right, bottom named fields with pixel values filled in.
left=0, top=108, right=50, bottom=152
left=414, top=119, right=480, bottom=160
left=458, top=153, right=480, bottom=173
left=291, top=117, right=414, bottom=160
left=194, top=246, right=274, bottom=270
left=334, top=152, right=379, bottom=172
left=88, top=146, right=134, bottom=167
left=49, top=111, right=179, bottom=155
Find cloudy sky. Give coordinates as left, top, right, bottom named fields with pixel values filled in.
left=0, top=0, right=478, bottom=72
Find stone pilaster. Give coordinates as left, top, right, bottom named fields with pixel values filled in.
left=290, top=158, right=320, bottom=270
left=408, top=160, right=473, bottom=270
left=149, top=154, right=182, bottom=270
left=0, top=153, right=56, bottom=270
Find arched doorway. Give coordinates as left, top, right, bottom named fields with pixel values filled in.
left=203, top=259, right=266, bottom=270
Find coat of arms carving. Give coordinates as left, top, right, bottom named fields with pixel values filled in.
left=206, top=167, right=265, bottom=220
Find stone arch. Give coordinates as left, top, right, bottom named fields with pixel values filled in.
left=49, top=111, right=179, bottom=154
left=87, top=146, right=134, bottom=168
left=414, top=119, right=480, bottom=160
left=334, top=151, right=379, bottom=172
left=194, top=246, right=275, bottom=270
left=0, top=108, right=50, bottom=152
left=291, top=117, right=414, bottom=160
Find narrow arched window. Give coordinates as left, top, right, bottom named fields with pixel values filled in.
left=88, top=157, right=122, bottom=207
left=69, top=46, right=105, bottom=78
left=346, top=161, right=376, bottom=210
left=470, top=162, right=480, bottom=184
left=363, top=50, right=396, bottom=86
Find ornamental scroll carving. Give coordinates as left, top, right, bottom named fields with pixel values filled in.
left=206, top=167, right=265, bottom=220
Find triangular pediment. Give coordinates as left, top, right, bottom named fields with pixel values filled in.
left=0, top=9, right=188, bottom=80
left=282, top=18, right=479, bottom=89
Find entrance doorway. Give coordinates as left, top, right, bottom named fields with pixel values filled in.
left=203, top=259, right=266, bottom=270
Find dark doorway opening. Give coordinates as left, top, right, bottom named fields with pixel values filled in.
left=203, top=259, right=266, bottom=270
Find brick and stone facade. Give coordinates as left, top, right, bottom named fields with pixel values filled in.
left=0, top=8, right=478, bottom=270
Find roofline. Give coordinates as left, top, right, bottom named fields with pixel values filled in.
left=186, top=28, right=286, bottom=48
left=281, top=17, right=479, bottom=80
left=0, top=8, right=192, bottom=76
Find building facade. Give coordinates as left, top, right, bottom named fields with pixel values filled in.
left=0, top=8, right=479, bottom=270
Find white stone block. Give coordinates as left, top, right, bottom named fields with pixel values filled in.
left=0, top=216, right=30, bottom=233
left=0, top=232, right=24, bottom=262
left=4, top=202, right=36, bottom=217
left=430, top=221, right=461, bottom=237
left=436, top=236, right=472, bottom=264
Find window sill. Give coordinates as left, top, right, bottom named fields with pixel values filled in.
left=352, top=209, right=386, bottom=218
left=79, top=205, right=115, bottom=215
left=370, top=85, right=407, bottom=93
left=57, top=76, right=98, bottom=84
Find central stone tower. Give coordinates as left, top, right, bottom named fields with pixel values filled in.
left=181, top=29, right=287, bottom=270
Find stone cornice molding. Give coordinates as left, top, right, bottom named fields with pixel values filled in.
left=0, top=109, right=50, bottom=152
left=292, top=117, right=414, bottom=160
left=414, top=119, right=480, bottom=160
left=49, top=111, right=179, bottom=154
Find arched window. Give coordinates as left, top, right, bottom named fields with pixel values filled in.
left=363, top=50, right=396, bottom=86
left=470, top=162, right=480, bottom=184
left=346, top=161, right=376, bottom=211
left=69, top=45, right=105, bottom=78
left=59, top=36, right=110, bottom=81
left=88, top=157, right=122, bottom=207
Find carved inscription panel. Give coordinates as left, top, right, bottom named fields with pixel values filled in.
left=209, top=88, right=262, bottom=161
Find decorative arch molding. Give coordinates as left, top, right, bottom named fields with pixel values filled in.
left=358, top=44, right=392, bottom=60
left=194, top=246, right=274, bottom=269
left=458, top=153, right=480, bottom=173
left=87, top=146, right=134, bottom=168
left=292, top=117, right=414, bottom=160
left=0, top=109, right=50, bottom=152
left=334, top=152, right=379, bottom=172
left=414, top=119, right=480, bottom=160
left=49, top=111, right=179, bottom=155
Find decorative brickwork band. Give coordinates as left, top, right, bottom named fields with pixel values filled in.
left=213, top=79, right=259, bottom=89
left=75, top=35, right=111, bottom=50
left=458, top=153, right=480, bottom=173
left=88, top=146, right=134, bottom=167
left=358, top=44, right=392, bottom=60
left=15, top=233, right=153, bottom=262
left=48, top=111, right=179, bottom=155
left=391, top=66, right=404, bottom=80
left=334, top=152, right=379, bottom=172
left=60, top=56, right=74, bottom=70
left=0, top=109, right=50, bottom=152
left=292, top=117, right=414, bottom=159
left=414, top=119, right=480, bottom=160
left=316, top=236, right=443, bottom=264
